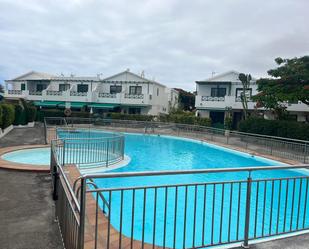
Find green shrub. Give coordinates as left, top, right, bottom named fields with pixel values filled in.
left=25, top=106, right=37, bottom=122
left=160, top=113, right=211, bottom=127
left=107, top=112, right=212, bottom=126
left=107, top=113, right=154, bottom=121
left=1, top=104, right=15, bottom=129
left=238, top=117, right=309, bottom=140
left=224, top=116, right=233, bottom=130
left=36, top=109, right=91, bottom=122
left=0, top=105, right=3, bottom=128
left=13, top=105, right=27, bottom=125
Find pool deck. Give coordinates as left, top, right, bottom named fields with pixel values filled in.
left=0, top=125, right=63, bottom=249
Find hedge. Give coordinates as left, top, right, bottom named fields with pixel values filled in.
left=25, top=105, right=37, bottom=122
left=36, top=109, right=91, bottom=122
left=13, top=105, right=27, bottom=125
left=238, top=117, right=309, bottom=140
left=159, top=113, right=211, bottom=127
left=106, top=113, right=154, bottom=121
left=0, top=105, right=3, bottom=128
left=107, top=112, right=212, bottom=127
left=1, top=104, right=15, bottom=129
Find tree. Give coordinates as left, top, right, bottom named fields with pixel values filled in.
left=173, top=88, right=195, bottom=111
left=238, top=73, right=252, bottom=120
left=254, top=56, right=309, bottom=108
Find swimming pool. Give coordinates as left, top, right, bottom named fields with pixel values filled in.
left=4, top=131, right=308, bottom=248
left=2, top=147, right=51, bottom=165
left=86, top=133, right=308, bottom=248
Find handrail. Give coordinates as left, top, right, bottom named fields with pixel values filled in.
left=61, top=117, right=309, bottom=144
left=82, top=164, right=309, bottom=179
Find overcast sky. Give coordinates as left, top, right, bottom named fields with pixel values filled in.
left=0, top=0, right=308, bottom=91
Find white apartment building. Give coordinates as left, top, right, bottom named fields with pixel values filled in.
left=4, top=70, right=178, bottom=115
left=195, top=71, right=309, bottom=126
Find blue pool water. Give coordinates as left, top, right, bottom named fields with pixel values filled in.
left=3, top=131, right=308, bottom=247
left=89, top=133, right=308, bottom=248
left=2, top=148, right=50, bottom=165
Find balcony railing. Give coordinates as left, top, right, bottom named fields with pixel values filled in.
left=46, top=90, right=63, bottom=96
left=201, top=96, right=225, bottom=101
left=29, top=91, right=42, bottom=96
left=235, top=97, right=253, bottom=102
left=7, top=90, right=22, bottom=95
left=98, top=92, right=116, bottom=98
left=70, top=91, right=87, bottom=97
left=125, top=93, right=144, bottom=99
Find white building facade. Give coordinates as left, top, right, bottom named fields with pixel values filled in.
left=4, top=70, right=178, bottom=115
left=195, top=71, right=309, bottom=126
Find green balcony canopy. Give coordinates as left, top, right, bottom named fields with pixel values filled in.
left=34, top=101, right=64, bottom=107
left=88, top=103, right=118, bottom=109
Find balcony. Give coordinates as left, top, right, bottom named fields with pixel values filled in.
left=201, top=96, right=225, bottom=102
left=98, top=92, right=116, bottom=98
left=124, top=93, right=144, bottom=99
left=29, top=91, right=42, bottom=96
left=196, top=95, right=257, bottom=110
left=70, top=91, right=87, bottom=97
left=5, top=89, right=151, bottom=106
left=46, top=90, right=63, bottom=96
left=7, top=90, right=23, bottom=95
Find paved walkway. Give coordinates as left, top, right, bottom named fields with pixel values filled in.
left=0, top=124, right=45, bottom=147
left=0, top=125, right=63, bottom=249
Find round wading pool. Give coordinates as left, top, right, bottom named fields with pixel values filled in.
left=1, top=147, right=50, bottom=165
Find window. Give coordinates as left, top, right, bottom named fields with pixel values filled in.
left=21, top=83, right=26, bottom=91
left=129, top=86, right=142, bottom=95
left=59, top=84, right=70, bottom=91
left=236, top=88, right=252, bottom=99
left=110, top=85, right=122, bottom=94
left=77, top=84, right=89, bottom=92
left=157, top=88, right=159, bottom=96
left=211, top=87, right=226, bottom=97
left=36, top=84, right=47, bottom=92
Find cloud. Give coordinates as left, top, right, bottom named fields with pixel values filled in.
left=0, top=0, right=308, bottom=90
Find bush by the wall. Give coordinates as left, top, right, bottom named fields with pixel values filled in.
left=107, top=112, right=212, bottom=126
left=36, top=109, right=91, bottom=122
left=238, top=117, right=309, bottom=140
left=25, top=106, right=37, bottom=122
left=107, top=113, right=154, bottom=121
left=0, top=105, right=3, bottom=128
left=1, top=104, right=15, bottom=129
left=13, top=105, right=27, bottom=125
left=159, top=113, right=211, bottom=127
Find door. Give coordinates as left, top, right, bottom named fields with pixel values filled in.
left=210, top=111, right=225, bottom=125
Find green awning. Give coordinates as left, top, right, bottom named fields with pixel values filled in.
left=34, top=101, right=64, bottom=107
left=58, top=102, right=86, bottom=108
left=88, top=103, right=118, bottom=109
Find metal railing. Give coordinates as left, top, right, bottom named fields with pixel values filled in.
left=51, top=143, right=81, bottom=249
left=51, top=128, right=125, bottom=169
left=44, top=117, right=309, bottom=164
left=51, top=156, right=309, bottom=249
left=83, top=166, right=309, bottom=249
